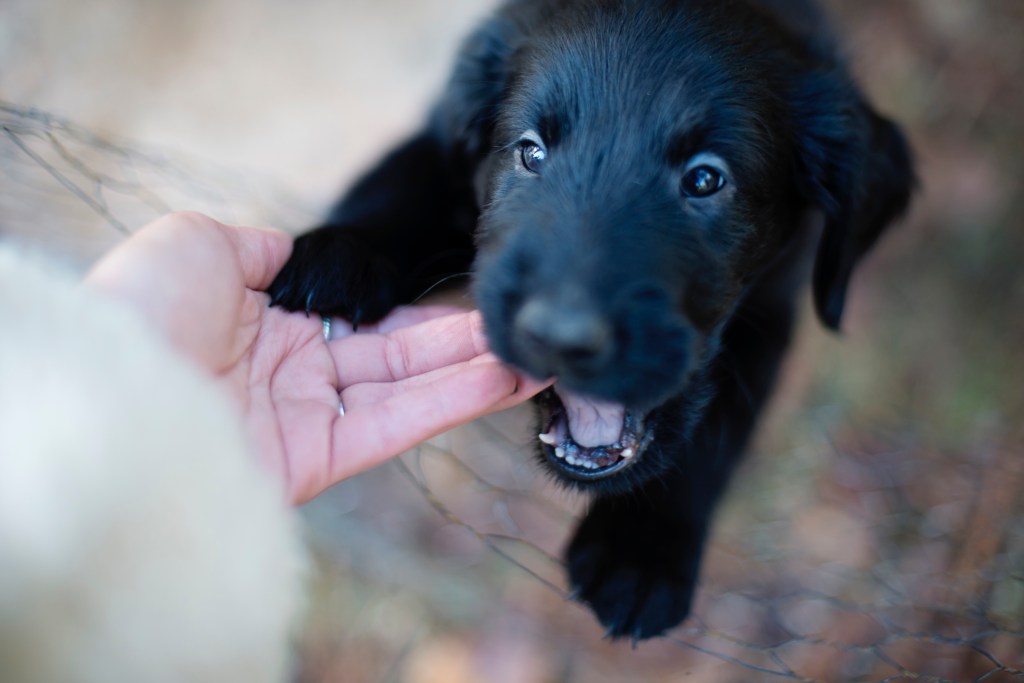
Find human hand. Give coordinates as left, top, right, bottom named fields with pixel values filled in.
left=86, top=212, right=551, bottom=504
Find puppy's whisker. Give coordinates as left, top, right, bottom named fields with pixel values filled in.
left=729, top=308, right=774, bottom=341
left=412, top=272, right=474, bottom=304
left=718, top=349, right=759, bottom=416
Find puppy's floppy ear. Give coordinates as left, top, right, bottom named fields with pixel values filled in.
left=791, top=72, right=915, bottom=330
left=432, top=16, right=522, bottom=164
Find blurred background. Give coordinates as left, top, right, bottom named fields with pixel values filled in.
left=2, top=0, right=1022, bottom=680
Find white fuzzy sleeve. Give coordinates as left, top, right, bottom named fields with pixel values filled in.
left=0, top=245, right=306, bottom=683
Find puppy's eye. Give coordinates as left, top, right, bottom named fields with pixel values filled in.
left=520, top=142, right=547, bottom=174
left=681, top=165, right=726, bottom=198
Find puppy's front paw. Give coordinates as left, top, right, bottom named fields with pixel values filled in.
left=269, top=227, right=399, bottom=326
left=567, top=496, right=702, bottom=641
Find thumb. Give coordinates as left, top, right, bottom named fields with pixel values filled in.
left=221, top=224, right=294, bottom=291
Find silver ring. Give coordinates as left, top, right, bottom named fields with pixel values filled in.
left=338, top=397, right=345, bottom=417
left=322, top=315, right=332, bottom=342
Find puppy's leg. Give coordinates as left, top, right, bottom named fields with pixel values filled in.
left=568, top=283, right=800, bottom=640
left=269, top=131, right=476, bottom=325
left=567, top=466, right=713, bottom=641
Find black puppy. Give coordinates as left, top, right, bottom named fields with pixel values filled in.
left=270, top=0, right=913, bottom=640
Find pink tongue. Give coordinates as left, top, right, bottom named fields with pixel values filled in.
left=553, top=385, right=625, bottom=448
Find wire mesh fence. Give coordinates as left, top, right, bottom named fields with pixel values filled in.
left=294, top=400, right=1024, bottom=683
left=0, top=102, right=318, bottom=269
left=3, top=1, right=1024, bottom=677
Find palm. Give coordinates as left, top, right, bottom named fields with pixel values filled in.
left=223, top=300, right=340, bottom=503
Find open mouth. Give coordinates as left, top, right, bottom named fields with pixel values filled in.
left=537, top=386, right=652, bottom=481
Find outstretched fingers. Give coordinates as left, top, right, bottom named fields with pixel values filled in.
left=327, top=359, right=550, bottom=482
left=329, top=310, right=491, bottom=386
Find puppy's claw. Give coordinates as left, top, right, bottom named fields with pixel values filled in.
left=304, top=290, right=315, bottom=318
left=268, top=282, right=288, bottom=307
left=631, top=629, right=643, bottom=648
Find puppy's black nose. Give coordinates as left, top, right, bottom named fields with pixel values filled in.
left=514, top=297, right=613, bottom=371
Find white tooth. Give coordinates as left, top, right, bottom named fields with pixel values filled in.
left=538, top=432, right=557, bottom=445
left=621, top=448, right=635, bottom=459
left=567, top=455, right=579, bottom=466
left=555, top=447, right=566, bottom=459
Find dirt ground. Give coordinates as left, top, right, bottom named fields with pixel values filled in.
left=2, top=1, right=1023, bottom=681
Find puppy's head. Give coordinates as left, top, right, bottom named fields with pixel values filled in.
left=455, top=1, right=913, bottom=491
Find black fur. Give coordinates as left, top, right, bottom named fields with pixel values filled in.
left=270, top=0, right=913, bottom=640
